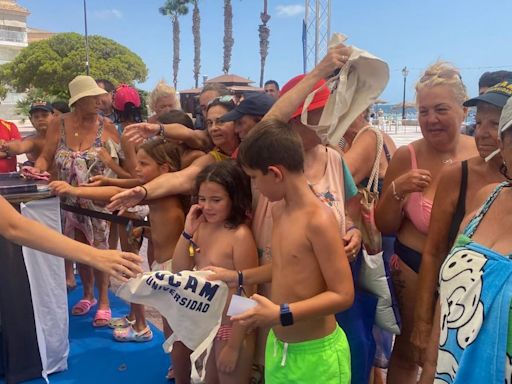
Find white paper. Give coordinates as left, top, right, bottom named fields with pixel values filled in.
left=226, top=295, right=257, bottom=316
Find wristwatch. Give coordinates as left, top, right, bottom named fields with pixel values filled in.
left=280, top=303, right=294, bottom=327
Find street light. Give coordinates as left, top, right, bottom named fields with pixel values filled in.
left=401, top=66, right=409, bottom=120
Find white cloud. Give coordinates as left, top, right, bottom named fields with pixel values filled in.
left=276, top=4, right=305, bottom=17
left=93, top=9, right=123, bottom=20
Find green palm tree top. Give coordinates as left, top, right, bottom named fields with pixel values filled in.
left=159, top=0, right=189, bottom=17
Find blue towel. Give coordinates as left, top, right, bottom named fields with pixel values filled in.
left=436, top=239, right=512, bottom=383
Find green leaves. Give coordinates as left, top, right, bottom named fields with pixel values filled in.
left=0, top=32, right=148, bottom=97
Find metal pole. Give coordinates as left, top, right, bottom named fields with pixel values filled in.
left=402, top=67, right=407, bottom=120
left=83, top=0, right=90, bottom=75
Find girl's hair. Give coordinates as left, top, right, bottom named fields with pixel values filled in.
left=415, top=61, right=468, bottom=105
left=116, top=102, right=143, bottom=123
left=194, top=160, right=252, bottom=229
left=139, top=138, right=182, bottom=172
left=51, top=100, right=71, bottom=114
left=149, top=80, right=181, bottom=112
left=205, top=95, right=236, bottom=114
left=138, top=138, right=190, bottom=210
left=157, top=109, right=194, bottom=129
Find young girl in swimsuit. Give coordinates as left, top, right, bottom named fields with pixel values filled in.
left=173, top=160, right=258, bottom=384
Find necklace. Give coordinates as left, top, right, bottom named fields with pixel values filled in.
left=442, top=158, right=453, bottom=165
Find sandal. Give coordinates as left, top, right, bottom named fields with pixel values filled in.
left=109, top=316, right=136, bottom=329
left=71, top=298, right=97, bottom=316
left=92, top=308, right=112, bottom=327
left=113, top=325, right=153, bottom=342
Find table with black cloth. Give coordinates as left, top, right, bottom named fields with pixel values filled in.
left=0, top=175, right=68, bottom=383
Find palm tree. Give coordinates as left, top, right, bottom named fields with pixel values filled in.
left=258, top=0, right=271, bottom=87
left=222, top=0, right=234, bottom=74
left=191, top=0, right=201, bottom=88
left=159, top=0, right=190, bottom=89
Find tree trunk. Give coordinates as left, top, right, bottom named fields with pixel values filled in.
left=259, top=0, right=270, bottom=87
left=192, top=1, right=201, bottom=88
left=172, top=14, right=180, bottom=89
left=223, top=0, right=234, bottom=74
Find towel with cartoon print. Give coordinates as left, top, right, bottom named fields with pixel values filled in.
left=436, top=236, right=512, bottom=384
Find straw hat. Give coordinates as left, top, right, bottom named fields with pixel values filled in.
left=68, top=75, right=107, bottom=106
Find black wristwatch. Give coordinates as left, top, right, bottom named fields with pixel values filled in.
left=280, top=303, right=294, bottom=327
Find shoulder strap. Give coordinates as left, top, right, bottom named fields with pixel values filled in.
left=407, top=144, right=418, bottom=169
left=94, top=117, right=104, bottom=147
left=383, top=143, right=391, bottom=163
left=447, top=160, right=468, bottom=247
left=355, top=126, right=383, bottom=194
left=463, top=181, right=509, bottom=238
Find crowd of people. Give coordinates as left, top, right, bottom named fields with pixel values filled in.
left=2, top=40, right=512, bottom=384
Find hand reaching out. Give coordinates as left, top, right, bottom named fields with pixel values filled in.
left=123, top=123, right=161, bottom=144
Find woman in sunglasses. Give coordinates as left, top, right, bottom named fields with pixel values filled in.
left=375, top=62, right=478, bottom=383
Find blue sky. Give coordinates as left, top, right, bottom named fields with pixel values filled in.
left=18, top=0, right=512, bottom=104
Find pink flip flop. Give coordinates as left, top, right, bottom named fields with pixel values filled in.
left=93, top=308, right=112, bottom=327
left=71, top=298, right=97, bottom=316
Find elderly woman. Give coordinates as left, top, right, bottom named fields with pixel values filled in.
left=432, top=97, right=512, bottom=383
left=412, top=81, right=511, bottom=369
left=375, top=62, right=478, bottom=383
left=147, top=80, right=180, bottom=123
left=34, top=75, right=120, bottom=327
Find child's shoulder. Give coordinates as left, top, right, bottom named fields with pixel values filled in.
left=230, top=222, right=253, bottom=238
left=306, top=199, right=338, bottom=231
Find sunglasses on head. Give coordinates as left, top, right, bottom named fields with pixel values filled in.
left=207, top=95, right=236, bottom=107
left=419, top=69, right=462, bottom=83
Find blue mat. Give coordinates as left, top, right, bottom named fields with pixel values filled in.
left=1, top=279, right=172, bottom=384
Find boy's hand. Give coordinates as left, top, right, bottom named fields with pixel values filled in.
left=217, top=344, right=239, bottom=373
left=231, top=294, right=280, bottom=330
left=202, top=266, right=238, bottom=287
left=49, top=181, right=75, bottom=196
left=84, top=175, right=108, bottom=187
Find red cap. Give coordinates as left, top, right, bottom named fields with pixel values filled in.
left=280, top=74, right=330, bottom=119
left=113, top=84, right=141, bottom=111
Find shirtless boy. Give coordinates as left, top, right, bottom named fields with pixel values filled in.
left=207, top=120, right=354, bottom=383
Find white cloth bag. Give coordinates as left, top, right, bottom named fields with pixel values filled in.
left=116, top=270, right=228, bottom=383
left=302, top=33, right=390, bottom=146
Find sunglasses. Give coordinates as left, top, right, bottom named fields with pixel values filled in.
left=207, top=95, right=236, bottom=108
left=419, top=69, right=462, bottom=83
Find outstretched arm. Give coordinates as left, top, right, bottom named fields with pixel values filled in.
left=123, top=122, right=211, bottom=151
left=50, top=181, right=125, bottom=202
left=107, top=153, right=215, bottom=212
left=0, top=137, right=36, bottom=156
left=0, top=196, right=142, bottom=281
left=263, top=43, right=351, bottom=123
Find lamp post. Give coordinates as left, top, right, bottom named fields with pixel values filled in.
left=401, top=66, right=409, bottom=120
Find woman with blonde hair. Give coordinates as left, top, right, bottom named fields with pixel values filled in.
left=148, top=80, right=181, bottom=122
left=375, top=62, right=478, bottom=383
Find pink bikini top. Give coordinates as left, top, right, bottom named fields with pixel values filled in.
left=403, top=144, right=433, bottom=235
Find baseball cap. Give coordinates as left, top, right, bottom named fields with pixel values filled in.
left=499, top=97, right=512, bottom=137
left=463, top=80, right=512, bottom=108
left=280, top=74, right=330, bottom=119
left=29, top=101, right=53, bottom=115
left=219, top=93, right=275, bottom=122
left=113, top=84, right=141, bottom=111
